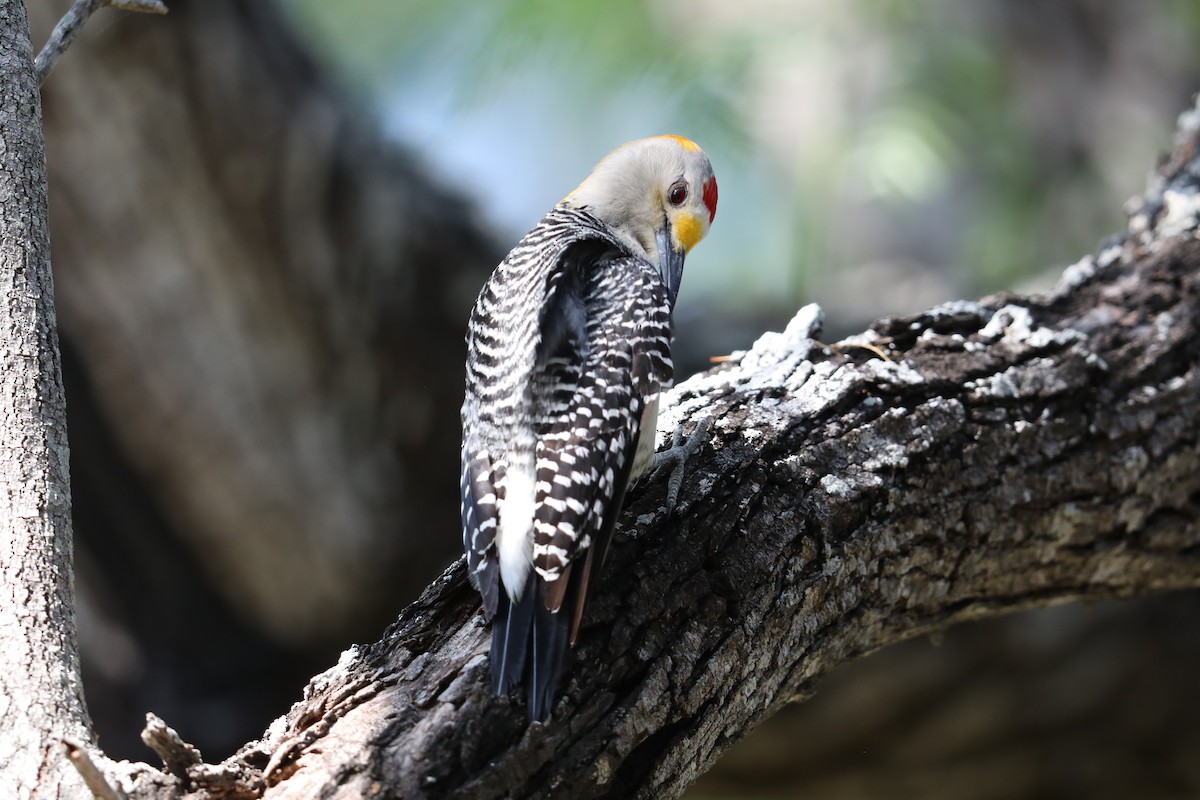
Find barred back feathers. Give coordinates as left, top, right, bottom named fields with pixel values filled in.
left=460, top=136, right=716, bottom=721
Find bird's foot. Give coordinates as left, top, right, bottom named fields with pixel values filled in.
left=654, top=416, right=713, bottom=515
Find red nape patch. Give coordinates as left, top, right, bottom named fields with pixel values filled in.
left=703, top=176, right=718, bottom=223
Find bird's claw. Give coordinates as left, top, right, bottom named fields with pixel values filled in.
left=654, top=416, right=713, bottom=515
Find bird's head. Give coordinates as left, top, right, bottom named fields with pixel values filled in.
left=564, top=135, right=717, bottom=308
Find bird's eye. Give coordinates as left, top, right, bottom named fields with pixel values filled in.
left=668, top=182, right=688, bottom=206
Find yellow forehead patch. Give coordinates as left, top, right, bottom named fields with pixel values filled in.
left=673, top=211, right=705, bottom=253
left=655, top=134, right=701, bottom=152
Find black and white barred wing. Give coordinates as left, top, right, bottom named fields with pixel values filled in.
left=531, top=256, right=673, bottom=617
left=461, top=207, right=623, bottom=619
left=460, top=448, right=501, bottom=617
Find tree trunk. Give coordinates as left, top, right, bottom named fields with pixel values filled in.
left=0, top=1, right=89, bottom=797
left=84, top=98, right=1200, bottom=799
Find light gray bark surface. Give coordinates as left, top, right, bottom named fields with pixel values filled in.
left=82, top=99, right=1200, bottom=800
left=0, top=1, right=90, bottom=797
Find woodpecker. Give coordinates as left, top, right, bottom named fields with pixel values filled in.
left=460, top=135, right=717, bottom=721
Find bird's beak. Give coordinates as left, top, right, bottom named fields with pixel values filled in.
left=656, top=225, right=685, bottom=309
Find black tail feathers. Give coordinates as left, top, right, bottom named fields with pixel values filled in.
left=490, top=585, right=531, bottom=696
left=490, top=580, right=571, bottom=721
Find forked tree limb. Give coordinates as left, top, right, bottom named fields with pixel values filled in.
left=32, top=0, right=166, bottom=84
left=86, top=98, right=1200, bottom=800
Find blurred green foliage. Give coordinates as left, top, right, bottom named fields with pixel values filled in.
left=283, top=0, right=1200, bottom=338
left=284, top=0, right=745, bottom=146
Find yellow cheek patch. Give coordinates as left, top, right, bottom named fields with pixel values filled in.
left=656, top=134, right=701, bottom=152
left=673, top=212, right=704, bottom=253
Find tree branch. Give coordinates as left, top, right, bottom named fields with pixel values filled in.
left=63, top=738, right=128, bottom=800
left=33, top=0, right=165, bottom=85
left=127, top=98, right=1198, bottom=799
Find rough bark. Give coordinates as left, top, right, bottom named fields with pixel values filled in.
left=0, top=1, right=90, bottom=796
left=78, top=99, right=1200, bottom=799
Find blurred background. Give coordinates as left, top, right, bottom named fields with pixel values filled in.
left=28, top=0, right=1200, bottom=797
left=291, top=0, right=1200, bottom=352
